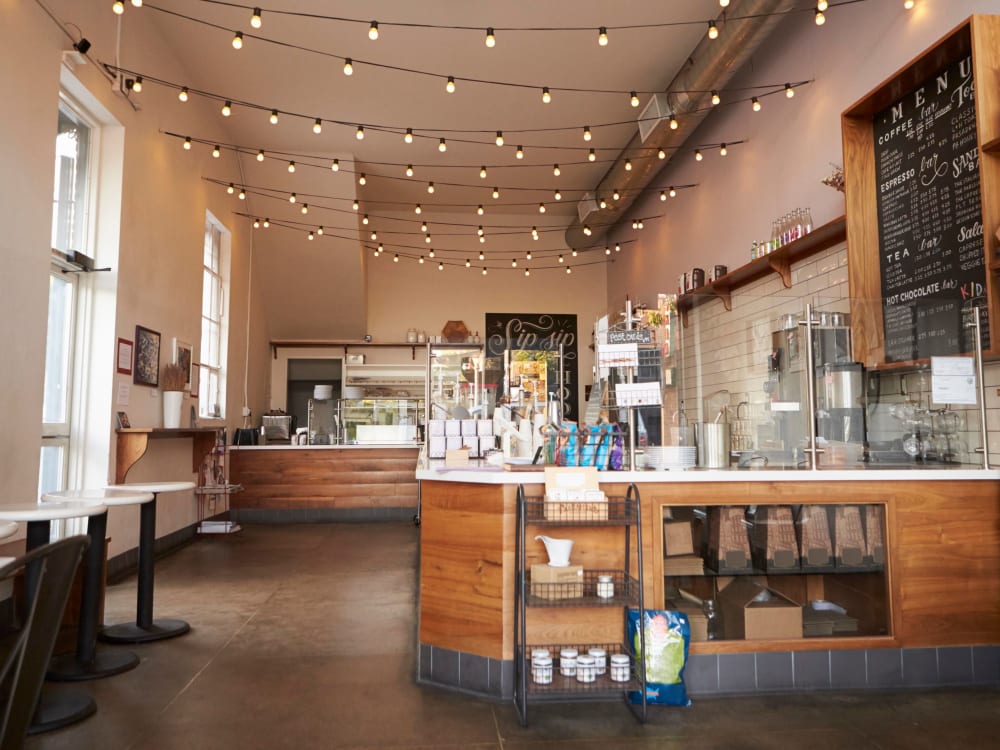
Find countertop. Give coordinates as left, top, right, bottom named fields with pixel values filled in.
left=231, top=443, right=420, bottom=451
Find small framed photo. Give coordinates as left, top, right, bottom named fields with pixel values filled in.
left=173, top=338, right=193, bottom=388
left=190, top=363, right=200, bottom=398
left=116, top=337, right=133, bottom=375
left=133, top=325, right=161, bottom=387
left=116, top=411, right=131, bottom=429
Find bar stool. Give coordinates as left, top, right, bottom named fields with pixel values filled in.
left=0, top=500, right=109, bottom=733
left=100, top=481, right=196, bottom=643
left=42, top=488, right=153, bottom=680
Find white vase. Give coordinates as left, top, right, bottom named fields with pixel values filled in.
left=163, top=390, right=184, bottom=428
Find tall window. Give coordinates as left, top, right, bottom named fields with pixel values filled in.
left=200, top=215, right=230, bottom=418
left=52, top=103, right=92, bottom=254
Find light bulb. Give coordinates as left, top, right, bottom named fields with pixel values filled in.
left=131, top=77, right=142, bottom=92
left=317, top=227, right=324, bottom=235
left=524, top=269, right=530, bottom=277
left=625, top=159, right=632, bottom=171
left=612, top=189, right=621, bottom=200
left=256, top=149, right=264, bottom=162
left=263, top=218, right=270, bottom=228
left=425, top=234, right=431, bottom=243
left=373, top=249, right=379, bottom=257
left=477, top=205, right=484, bottom=215
left=637, top=220, right=644, bottom=229
left=554, top=190, right=562, bottom=201
left=541, top=87, right=551, bottom=104
left=331, top=159, right=339, bottom=171
left=405, top=165, right=414, bottom=177
left=511, top=258, right=517, bottom=267
left=232, top=31, right=244, bottom=49
left=669, top=115, right=678, bottom=130
left=404, top=128, right=413, bottom=143
left=221, top=100, right=232, bottom=116
left=817, top=0, right=829, bottom=9
left=394, top=254, right=399, bottom=263
left=515, top=145, right=524, bottom=159
left=669, top=187, right=677, bottom=197
left=785, top=83, right=795, bottom=98
left=658, top=149, right=666, bottom=159
left=630, top=91, right=640, bottom=107
left=492, top=187, right=500, bottom=199
left=815, top=9, right=825, bottom=25
left=752, top=97, right=762, bottom=111
left=183, top=136, right=191, bottom=150
left=903, top=0, right=914, bottom=8
left=465, top=259, right=471, bottom=267
left=599, top=197, right=607, bottom=209
left=496, top=131, right=504, bottom=147
left=480, top=166, right=487, bottom=179
left=583, top=125, right=592, bottom=141
left=558, top=255, right=564, bottom=263
left=485, top=27, right=495, bottom=47
left=530, top=229, right=538, bottom=240
left=352, top=200, right=359, bottom=210
left=288, top=161, right=296, bottom=173
left=343, top=58, right=353, bottom=75
left=720, top=143, right=728, bottom=156
left=438, top=138, right=447, bottom=152
left=238, top=189, right=246, bottom=200
left=720, top=0, right=730, bottom=6
left=695, top=149, right=703, bottom=161
left=527, top=250, right=533, bottom=258
left=708, top=22, right=718, bottom=40
left=598, top=26, right=608, bottom=46
left=369, top=21, right=379, bottom=40
left=362, top=215, right=369, bottom=225
left=313, top=118, right=322, bottom=133
left=583, top=225, right=592, bottom=236
left=429, top=249, right=435, bottom=257
left=414, top=205, right=422, bottom=214
left=572, top=249, right=578, bottom=257
left=302, top=204, right=309, bottom=214
left=553, top=164, right=561, bottom=176
left=446, top=76, right=456, bottom=93
left=538, top=203, right=546, bottom=213
left=269, top=109, right=279, bottom=124
left=113, top=1, right=125, bottom=14
left=356, top=125, right=364, bottom=139
left=566, top=267, right=573, bottom=275
left=427, top=182, right=435, bottom=193
left=370, top=230, right=376, bottom=239
left=606, top=246, right=612, bottom=254
left=132, top=1, right=142, bottom=8
left=212, top=145, right=220, bottom=158
left=359, top=174, right=367, bottom=185
left=588, top=148, right=596, bottom=162
left=253, top=218, right=260, bottom=228
left=711, top=90, right=721, bottom=106
left=482, top=267, right=488, bottom=276
left=308, top=231, right=314, bottom=240
left=178, top=87, right=189, bottom=102
left=421, top=222, right=427, bottom=232
left=438, top=263, right=444, bottom=271
left=419, top=257, right=424, bottom=264
left=251, top=7, right=262, bottom=28
left=226, top=183, right=235, bottom=194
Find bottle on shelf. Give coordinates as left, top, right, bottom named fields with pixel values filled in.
left=804, top=207, right=814, bottom=234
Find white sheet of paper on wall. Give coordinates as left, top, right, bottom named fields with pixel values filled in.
left=930, top=356, right=977, bottom=405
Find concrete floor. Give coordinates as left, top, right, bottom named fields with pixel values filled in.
left=26, top=523, right=1000, bottom=749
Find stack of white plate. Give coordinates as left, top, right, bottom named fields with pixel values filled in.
left=643, top=446, right=697, bottom=470
left=313, top=384, right=334, bottom=400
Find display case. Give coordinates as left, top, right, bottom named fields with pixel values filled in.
left=426, top=344, right=494, bottom=420
left=339, top=398, right=423, bottom=444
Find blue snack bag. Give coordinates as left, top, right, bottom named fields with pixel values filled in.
left=627, top=609, right=692, bottom=706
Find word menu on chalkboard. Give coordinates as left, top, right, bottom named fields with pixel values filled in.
left=873, top=55, right=988, bottom=363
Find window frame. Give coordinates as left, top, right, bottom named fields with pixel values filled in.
left=199, top=215, right=230, bottom=419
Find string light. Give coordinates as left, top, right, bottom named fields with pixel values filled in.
left=482, top=267, right=488, bottom=276
left=425, top=234, right=432, bottom=243
left=429, top=249, right=435, bottom=257
left=356, top=125, right=365, bottom=139
left=485, top=27, right=495, bottom=47
left=438, top=138, right=447, bottom=152
left=711, top=90, right=720, bottom=106
left=530, top=229, right=538, bottom=241
left=817, top=0, right=829, bottom=9
left=583, top=126, right=592, bottom=142
left=394, top=254, right=399, bottom=263
left=263, top=218, right=270, bottom=227
left=183, top=136, right=191, bottom=150
left=527, top=250, right=533, bottom=259
left=178, top=87, right=189, bottom=102
left=612, top=189, right=621, bottom=201
left=477, top=226, right=485, bottom=237
left=369, top=21, right=379, bottom=40
left=599, top=197, right=607, bottom=209
left=554, top=190, right=562, bottom=201
left=227, top=183, right=235, bottom=194
left=414, top=204, right=422, bottom=214
left=238, top=188, right=246, bottom=200
left=317, top=226, right=324, bottom=235
left=331, top=159, right=339, bottom=171
left=630, top=91, right=640, bottom=107
left=477, top=205, right=484, bottom=215
left=250, top=7, right=262, bottom=28
left=752, top=96, right=762, bottom=111
left=421, top=222, right=428, bottom=232
left=815, top=9, right=825, bottom=25
left=359, top=174, right=367, bottom=185
left=669, top=115, right=678, bottom=130
left=253, top=218, right=260, bottom=228
left=553, top=164, right=561, bottom=176
left=301, top=204, right=309, bottom=214
left=495, top=131, right=504, bottom=147
left=255, top=149, right=264, bottom=162
left=113, top=1, right=124, bottom=15
left=212, top=145, right=220, bottom=158
left=287, top=160, right=296, bottom=172
left=343, top=58, right=354, bottom=75
left=362, top=214, right=370, bottom=225
left=446, top=76, right=456, bottom=93
left=221, top=101, right=232, bottom=116
left=313, top=118, right=322, bottom=133
left=524, top=269, right=530, bottom=277
left=785, top=83, right=795, bottom=98
left=720, top=0, right=730, bottom=6
left=492, top=187, right=500, bottom=199
left=269, top=109, right=279, bottom=124
left=558, top=255, right=564, bottom=263
left=605, top=246, right=612, bottom=254
left=352, top=200, right=359, bottom=210
left=708, top=21, right=718, bottom=40
left=511, top=258, right=518, bottom=268
left=625, top=159, right=633, bottom=171
left=418, top=256, right=425, bottom=264
left=465, top=259, right=471, bottom=267
left=903, top=0, right=914, bottom=7
left=232, top=31, right=244, bottom=49
left=669, top=187, right=677, bottom=197
left=719, top=143, right=728, bottom=156
left=538, top=203, right=546, bottom=213
left=695, top=149, right=703, bottom=161
left=404, top=128, right=413, bottom=143
left=308, top=231, right=314, bottom=240
left=541, top=87, right=551, bottom=104
left=658, top=149, right=666, bottom=159
left=583, top=225, right=592, bottom=236
left=439, top=263, right=444, bottom=271
left=588, top=149, right=596, bottom=162
left=405, top=165, right=414, bottom=177
left=427, top=182, right=435, bottom=193
left=516, top=145, right=524, bottom=160
left=598, top=26, right=608, bottom=46
left=572, top=249, right=578, bottom=257
left=480, top=166, right=488, bottom=179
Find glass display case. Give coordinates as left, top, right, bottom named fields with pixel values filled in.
left=426, top=344, right=494, bottom=420
left=339, top=398, right=423, bottom=444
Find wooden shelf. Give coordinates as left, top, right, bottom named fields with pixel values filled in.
left=270, top=340, right=431, bottom=360
left=983, top=135, right=1000, bottom=155
left=115, top=427, right=221, bottom=484
left=677, top=216, right=847, bottom=327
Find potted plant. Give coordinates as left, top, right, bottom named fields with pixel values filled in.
left=161, top=362, right=187, bottom=428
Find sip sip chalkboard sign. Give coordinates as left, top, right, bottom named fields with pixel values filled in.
left=873, top=54, right=988, bottom=363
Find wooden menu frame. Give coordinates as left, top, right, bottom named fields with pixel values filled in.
left=841, top=15, right=1000, bottom=367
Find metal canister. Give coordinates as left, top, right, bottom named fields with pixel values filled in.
left=714, top=265, right=728, bottom=280
left=691, top=268, right=705, bottom=289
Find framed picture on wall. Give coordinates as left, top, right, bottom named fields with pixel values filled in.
left=133, top=325, right=160, bottom=387
left=116, top=337, right=133, bottom=375
left=190, top=363, right=200, bottom=398
left=115, top=411, right=131, bottom=429
left=173, top=338, right=193, bottom=388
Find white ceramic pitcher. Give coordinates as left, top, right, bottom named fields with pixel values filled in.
left=535, top=535, right=573, bottom=567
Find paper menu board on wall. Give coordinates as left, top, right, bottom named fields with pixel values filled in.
left=930, top=356, right=976, bottom=405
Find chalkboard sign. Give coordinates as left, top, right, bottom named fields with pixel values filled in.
left=873, top=54, right=988, bottom=363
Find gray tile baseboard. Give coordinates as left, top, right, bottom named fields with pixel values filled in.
left=417, top=642, right=514, bottom=700
left=232, top=507, right=416, bottom=524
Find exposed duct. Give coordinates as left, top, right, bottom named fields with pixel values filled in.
left=565, top=0, right=799, bottom=248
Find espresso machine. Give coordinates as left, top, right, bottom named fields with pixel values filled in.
left=766, top=313, right=865, bottom=461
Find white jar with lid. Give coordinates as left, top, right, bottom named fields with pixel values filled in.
left=575, top=654, right=596, bottom=683
left=587, top=647, right=607, bottom=675
left=531, top=648, right=551, bottom=662
left=531, top=655, right=553, bottom=684
left=596, top=575, right=614, bottom=599
left=406, top=328, right=418, bottom=343
left=609, top=654, right=630, bottom=682
left=559, top=648, right=578, bottom=677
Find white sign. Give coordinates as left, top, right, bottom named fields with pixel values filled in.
left=931, top=356, right=977, bottom=405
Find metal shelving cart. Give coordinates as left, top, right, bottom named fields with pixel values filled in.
left=513, top=483, right=647, bottom=726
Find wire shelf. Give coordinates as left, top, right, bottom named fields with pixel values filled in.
left=525, top=569, right=640, bottom=608
left=521, top=641, right=641, bottom=697
left=523, top=496, right=638, bottom=525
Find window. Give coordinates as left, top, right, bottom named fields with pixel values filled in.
left=200, top=215, right=230, bottom=418
left=52, top=102, right=92, bottom=254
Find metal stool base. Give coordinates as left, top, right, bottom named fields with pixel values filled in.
left=27, top=690, right=96, bottom=735
left=46, top=647, right=140, bottom=682
left=99, top=619, right=190, bottom=644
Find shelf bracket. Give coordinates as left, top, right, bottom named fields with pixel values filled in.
left=711, top=285, right=733, bottom=312
left=768, top=255, right=793, bottom=288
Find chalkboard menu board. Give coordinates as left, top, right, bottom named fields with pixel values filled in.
left=873, top=54, right=988, bottom=363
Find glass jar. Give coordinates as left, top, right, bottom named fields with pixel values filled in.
left=417, top=330, right=426, bottom=343
left=596, top=575, right=614, bottom=599
left=531, top=655, right=553, bottom=684
left=609, top=654, right=630, bottom=682
left=406, top=328, right=417, bottom=344
left=588, top=647, right=607, bottom=675
left=575, top=655, right=596, bottom=683
left=559, top=648, right=578, bottom=677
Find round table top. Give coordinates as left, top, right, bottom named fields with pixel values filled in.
left=44, top=488, right=155, bottom=508
left=106, top=481, right=197, bottom=495
left=0, top=500, right=109, bottom=522
left=0, top=522, right=18, bottom=540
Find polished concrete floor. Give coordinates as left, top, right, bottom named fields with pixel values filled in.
left=26, top=523, right=1000, bottom=749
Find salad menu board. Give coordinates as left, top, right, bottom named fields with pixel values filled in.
left=873, top=54, right=988, bottom=363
